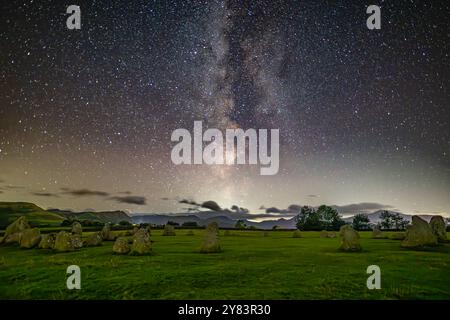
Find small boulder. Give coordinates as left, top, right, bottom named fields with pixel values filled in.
left=20, top=228, right=41, bottom=249
left=429, top=215, right=447, bottom=242
left=292, top=230, right=302, bottom=238
left=113, top=237, right=131, bottom=254
left=401, top=216, right=438, bottom=248
left=372, top=226, right=387, bottom=239
left=39, top=233, right=56, bottom=249
left=200, top=222, right=221, bottom=253
left=101, top=224, right=116, bottom=241
left=339, top=225, right=361, bottom=252
left=320, top=230, right=328, bottom=238
left=85, top=232, right=103, bottom=247
left=71, top=221, right=82, bottom=236
left=162, top=224, right=176, bottom=236
left=130, top=228, right=152, bottom=255
left=54, top=231, right=75, bottom=252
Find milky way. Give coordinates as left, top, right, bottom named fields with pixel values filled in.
left=0, top=0, right=449, bottom=216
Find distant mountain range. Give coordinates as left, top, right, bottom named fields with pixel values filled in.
left=0, top=202, right=447, bottom=229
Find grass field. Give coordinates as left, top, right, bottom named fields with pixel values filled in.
left=0, top=230, right=449, bottom=300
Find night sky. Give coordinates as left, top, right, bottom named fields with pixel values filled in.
left=0, top=0, right=449, bottom=217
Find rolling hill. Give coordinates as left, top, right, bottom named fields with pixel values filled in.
left=0, top=202, right=65, bottom=227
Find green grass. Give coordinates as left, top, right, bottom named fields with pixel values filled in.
left=0, top=230, right=449, bottom=300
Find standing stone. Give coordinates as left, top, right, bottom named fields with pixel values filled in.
left=20, top=228, right=41, bottom=248
left=101, top=224, right=116, bottom=241
left=130, top=228, right=152, bottom=255
left=162, top=224, right=176, bottom=236
left=200, top=222, right=221, bottom=253
left=429, top=216, right=447, bottom=242
left=71, top=234, right=83, bottom=249
left=113, top=237, right=130, bottom=254
left=372, top=226, right=386, bottom=239
left=85, top=232, right=103, bottom=247
left=224, top=230, right=232, bottom=236
left=39, top=233, right=56, bottom=249
left=401, top=216, right=438, bottom=248
left=292, top=230, right=302, bottom=238
left=71, top=221, right=82, bottom=236
left=1, top=216, right=30, bottom=245
left=54, top=231, right=75, bottom=252
left=339, top=225, right=361, bottom=251
left=185, top=230, right=194, bottom=236
left=320, top=230, right=329, bottom=238
left=327, top=232, right=337, bottom=238
left=262, top=231, right=269, bottom=237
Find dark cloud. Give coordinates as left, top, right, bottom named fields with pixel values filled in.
left=62, top=188, right=110, bottom=197
left=109, top=196, right=147, bottom=205
left=180, top=199, right=199, bottom=206
left=331, top=203, right=394, bottom=214
left=31, top=192, right=59, bottom=197
left=266, top=204, right=301, bottom=214
left=201, top=200, right=222, bottom=212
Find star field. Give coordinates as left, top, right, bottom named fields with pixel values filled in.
left=0, top=0, right=449, bottom=216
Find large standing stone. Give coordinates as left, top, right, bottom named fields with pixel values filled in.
left=101, top=224, right=116, bottom=241
left=402, top=216, right=438, bottom=248
left=339, top=225, right=361, bottom=251
left=429, top=215, right=447, bottom=242
left=85, top=232, right=103, bottom=247
left=39, top=233, right=56, bottom=249
left=372, top=226, right=387, bottom=239
left=162, top=224, right=176, bottom=236
left=1, top=216, right=30, bottom=245
left=200, top=222, right=221, bottom=253
left=113, top=237, right=130, bottom=254
left=54, top=231, right=75, bottom=252
left=20, top=228, right=41, bottom=248
left=130, top=228, right=152, bottom=255
left=71, top=221, right=82, bottom=236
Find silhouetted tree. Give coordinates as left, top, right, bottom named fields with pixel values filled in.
left=352, top=213, right=370, bottom=231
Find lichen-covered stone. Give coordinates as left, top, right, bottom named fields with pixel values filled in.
left=54, top=231, right=75, bottom=252
left=130, top=228, right=152, bottom=255
left=372, top=226, right=387, bottom=239
left=1, top=216, right=30, bottom=245
left=71, top=221, right=82, bottom=236
left=162, top=224, right=176, bottom=236
left=113, top=237, right=130, bottom=254
left=39, top=233, right=56, bottom=249
left=19, top=228, right=41, bottom=248
left=429, top=215, right=447, bottom=242
left=85, top=232, right=103, bottom=247
left=200, top=222, right=221, bottom=253
left=339, top=225, right=361, bottom=252
left=71, top=234, right=83, bottom=249
left=401, top=216, right=437, bottom=248
left=101, top=224, right=116, bottom=241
